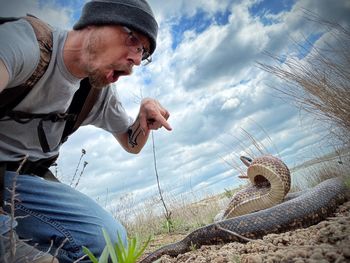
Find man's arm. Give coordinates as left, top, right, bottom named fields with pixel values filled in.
left=0, top=59, right=9, bottom=93
left=115, top=98, right=171, bottom=154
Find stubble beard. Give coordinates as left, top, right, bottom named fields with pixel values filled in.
left=84, top=32, right=109, bottom=90
left=87, top=68, right=109, bottom=90
left=83, top=30, right=133, bottom=89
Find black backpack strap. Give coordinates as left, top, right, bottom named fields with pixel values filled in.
left=0, top=18, right=100, bottom=185
left=73, top=84, right=101, bottom=132
left=61, top=78, right=101, bottom=143
left=4, top=155, right=59, bottom=181
left=0, top=15, right=52, bottom=117
left=1, top=110, right=75, bottom=153
left=0, top=15, right=53, bottom=210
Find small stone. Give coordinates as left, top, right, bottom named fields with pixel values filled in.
left=310, top=252, right=324, bottom=260
left=294, top=249, right=308, bottom=258
left=265, top=256, right=279, bottom=263
left=281, top=236, right=290, bottom=244
left=212, top=255, right=227, bottom=263
left=337, top=218, right=347, bottom=224
left=325, top=251, right=340, bottom=261
left=273, top=251, right=284, bottom=259
left=241, top=254, right=263, bottom=263
left=343, top=247, right=350, bottom=258
left=313, top=248, right=323, bottom=255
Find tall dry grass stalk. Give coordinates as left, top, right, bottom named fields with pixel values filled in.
left=151, top=132, right=172, bottom=233
left=290, top=151, right=350, bottom=192
left=258, top=12, right=350, bottom=147
left=112, top=190, right=222, bottom=242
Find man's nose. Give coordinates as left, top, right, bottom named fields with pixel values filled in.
left=127, top=51, right=142, bottom=66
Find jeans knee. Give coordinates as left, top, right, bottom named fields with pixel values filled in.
left=102, top=218, right=128, bottom=247
left=85, top=218, right=127, bottom=259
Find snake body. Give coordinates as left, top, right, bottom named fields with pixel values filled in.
left=217, top=155, right=291, bottom=220
left=140, top=156, right=349, bottom=263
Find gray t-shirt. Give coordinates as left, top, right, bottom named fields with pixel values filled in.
left=0, top=19, right=132, bottom=162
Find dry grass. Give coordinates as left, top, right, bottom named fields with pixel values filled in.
left=257, top=13, right=350, bottom=194
left=109, top=180, right=253, bottom=242
left=258, top=12, right=350, bottom=148
left=111, top=191, right=224, bottom=241
left=290, top=149, right=350, bottom=192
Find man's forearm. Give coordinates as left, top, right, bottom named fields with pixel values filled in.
left=127, top=115, right=150, bottom=150
left=115, top=98, right=171, bottom=154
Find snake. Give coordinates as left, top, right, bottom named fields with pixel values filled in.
left=215, top=155, right=291, bottom=221
left=140, top=155, right=349, bottom=263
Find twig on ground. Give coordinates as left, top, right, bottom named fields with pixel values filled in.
left=215, top=224, right=254, bottom=242
left=152, top=132, right=172, bottom=232
left=72, top=254, right=88, bottom=262
left=52, top=237, right=68, bottom=260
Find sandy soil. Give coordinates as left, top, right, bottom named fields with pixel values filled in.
left=144, top=200, right=350, bottom=263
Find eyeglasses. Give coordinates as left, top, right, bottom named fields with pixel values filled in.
left=123, top=27, right=152, bottom=66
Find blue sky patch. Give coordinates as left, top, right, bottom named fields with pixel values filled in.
left=171, top=9, right=231, bottom=49
left=41, top=0, right=85, bottom=22
left=296, top=32, right=323, bottom=59
left=249, top=0, right=296, bottom=25
left=214, top=9, right=231, bottom=26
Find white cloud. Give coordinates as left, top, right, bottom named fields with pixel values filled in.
left=0, top=0, right=74, bottom=29
left=221, top=97, right=240, bottom=111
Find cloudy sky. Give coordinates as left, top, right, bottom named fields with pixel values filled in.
left=1, top=0, right=349, bottom=212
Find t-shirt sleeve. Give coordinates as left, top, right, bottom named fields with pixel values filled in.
left=83, top=86, right=133, bottom=134
left=0, top=19, right=40, bottom=88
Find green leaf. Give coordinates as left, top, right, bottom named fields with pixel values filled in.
left=82, top=229, right=151, bottom=263
left=125, top=237, right=136, bottom=261
left=114, top=240, right=124, bottom=262
left=102, top=228, right=119, bottom=263
left=116, top=232, right=127, bottom=261
left=135, top=235, right=151, bottom=260
left=82, top=246, right=98, bottom=263
left=99, top=246, right=109, bottom=263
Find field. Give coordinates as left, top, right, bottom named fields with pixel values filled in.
left=114, top=150, right=350, bottom=262
left=147, top=201, right=350, bottom=263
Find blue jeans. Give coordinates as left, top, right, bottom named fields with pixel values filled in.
left=2, top=171, right=127, bottom=262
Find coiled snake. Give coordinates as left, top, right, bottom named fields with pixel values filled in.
left=140, top=155, right=348, bottom=263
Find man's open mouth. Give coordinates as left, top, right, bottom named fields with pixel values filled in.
left=107, top=70, right=122, bottom=83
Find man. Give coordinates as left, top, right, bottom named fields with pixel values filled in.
left=0, top=0, right=171, bottom=262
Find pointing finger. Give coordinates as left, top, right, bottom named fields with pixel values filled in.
left=152, top=114, right=172, bottom=131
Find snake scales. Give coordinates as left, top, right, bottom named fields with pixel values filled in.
left=140, top=155, right=349, bottom=263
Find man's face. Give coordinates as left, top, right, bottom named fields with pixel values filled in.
left=82, top=25, right=151, bottom=89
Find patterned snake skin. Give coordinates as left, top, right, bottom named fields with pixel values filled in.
left=140, top=156, right=349, bottom=263
left=217, top=155, right=291, bottom=220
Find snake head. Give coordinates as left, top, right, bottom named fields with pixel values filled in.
left=240, top=156, right=253, bottom=167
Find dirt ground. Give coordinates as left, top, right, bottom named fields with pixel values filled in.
left=144, top=200, right=350, bottom=263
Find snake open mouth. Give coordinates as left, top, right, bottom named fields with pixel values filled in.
left=254, top=174, right=271, bottom=187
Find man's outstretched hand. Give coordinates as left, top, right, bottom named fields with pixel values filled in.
left=139, top=98, right=172, bottom=132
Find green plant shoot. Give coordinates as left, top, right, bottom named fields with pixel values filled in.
left=83, top=228, right=151, bottom=263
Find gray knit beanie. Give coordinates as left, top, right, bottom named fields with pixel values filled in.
left=73, top=0, right=158, bottom=55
